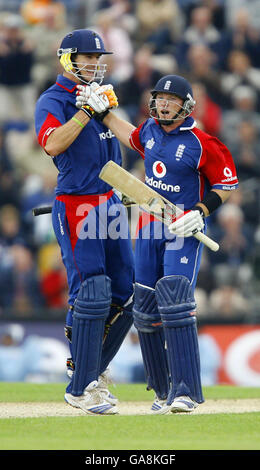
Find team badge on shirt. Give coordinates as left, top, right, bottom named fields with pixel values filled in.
left=175, top=144, right=186, bottom=160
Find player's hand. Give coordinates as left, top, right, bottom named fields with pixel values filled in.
left=75, top=82, right=98, bottom=108
left=98, top=85, right=118, bottom=109
left=113, top=189, right=135, bottom=206
left=76, top=83, right=118, bottom=113
left=168, top=210, right=204, bottom=237
left=76, top=82, right=109, bottom=117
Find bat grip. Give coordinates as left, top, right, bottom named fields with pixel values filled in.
left=32, top=206, right=52, bottom=216
left=193, top=231, right=219, bottom=252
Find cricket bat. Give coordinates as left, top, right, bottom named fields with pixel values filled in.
left=99, top=161, right=219, bottom=252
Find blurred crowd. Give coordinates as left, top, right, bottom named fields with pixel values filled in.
left=0, top=0, right=260, bottom=322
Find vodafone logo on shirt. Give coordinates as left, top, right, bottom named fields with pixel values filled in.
left=147, top=160, right=180, bottom=193
left=153, top=161, right=167, bottom=178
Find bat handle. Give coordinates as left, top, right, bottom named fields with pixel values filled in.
left=193, top=231, right=219, bottom=252
left=32, top=206, right=52, bottom=216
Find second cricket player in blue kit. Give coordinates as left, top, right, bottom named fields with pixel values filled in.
left=76, top=73, right=239, bottom=414
left=35, top=29, right=134, bottom=415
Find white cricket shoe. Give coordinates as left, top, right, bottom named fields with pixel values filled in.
left=150, top=396, right=170, bottom=415
left=64, top=380, right=118, bottom=415
left=96, top=369, right=118, bottom=406
left=170, top=395, right=198, bottom=413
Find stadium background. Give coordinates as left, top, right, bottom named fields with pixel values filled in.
left=0, top=0, right=259, bottom=388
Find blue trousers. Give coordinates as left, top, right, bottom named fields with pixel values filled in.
left=135, top=217, right=204, bottom=289
left=52, top=190, right=134, bottom=307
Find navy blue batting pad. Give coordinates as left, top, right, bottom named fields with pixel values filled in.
left=155, top=275, right=204, bottom=404
left=69, top=275, right=111, bottom=396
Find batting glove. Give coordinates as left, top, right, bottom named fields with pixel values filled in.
left=76, top=83, right=118, bottom=118
left=99, top=85, right=118, bottom=109
left=113, top=189, right=136, bottom=207
left=169, top=209, right=205, bottom=237
left=76, top=82, right=110, bottom=118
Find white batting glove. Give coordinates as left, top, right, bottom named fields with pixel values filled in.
left=76, top=83, right=118, bottom=114
left=75, top=82, right=98, bottom=107
left=76, top=82, right=109, bottom=117
left=169, top=210, right=205, bottom=237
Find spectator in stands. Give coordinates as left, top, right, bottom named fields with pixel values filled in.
left=20, top=0, right=66, bottom=27
left=229, top=120, right=260, bottom=181
left=4, top=125, right=59, bottom=178
left=92, top=0, right=137, bottom=36
left=225, top=0, right=260, bottom=34
left=135, top=0, right=182, bottom=53
left=220, top=50, right=260, bottom=109
left=25, top=4, right=70, bottom=94
left=217, top=8, right=260, bottom=69
left=91, top=8, right=134, bottom=85
left=177, top=0, right=226, bottom=31
left=208, top=283, right=251, bottom=319
left=0, top=14, right=35, bottom=124
left=117, top=45, right=162, bottom=123
left=0, top=204, right=27, bottom=247
left=192, top=81, right=222, bottom=136
left=0, top=127, right=12, bottom=174
left=183, top=43, right=224, bottom=106
left=231, top=187, right=260, bottom=239
left=208, top=203, right=254, bottom=269
left=175, top=5, right=221, bottom=68
left=221, top=85, right=260, bottom=149
left=21, top=170, right=56, bottom=216
left=38, top=242, right=68, bottom=308
left=0, top=127, right=22, bottom=210
left=0, top=243, right=43, bottom=314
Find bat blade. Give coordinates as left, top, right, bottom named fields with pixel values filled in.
left=99, top=161, right=219, bottom=252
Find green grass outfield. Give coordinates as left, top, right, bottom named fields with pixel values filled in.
left=0, top=383, right=259, bottom=450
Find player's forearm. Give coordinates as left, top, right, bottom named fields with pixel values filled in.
left=103, top=111, right=136, bottom=149
left=45, top=110, right=90, bottom=156
left=195, top=189, right=233, bottom=217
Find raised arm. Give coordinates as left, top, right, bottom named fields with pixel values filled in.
left=76, top=83, right=137, bottom=149
left=103, top=111, right=136, bottom=149
left=45, top=83, right=115, bottom=156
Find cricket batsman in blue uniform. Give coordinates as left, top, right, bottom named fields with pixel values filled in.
left=35, top=29, right=135, bottom=415
left=76, top=74, right=238, bottom=414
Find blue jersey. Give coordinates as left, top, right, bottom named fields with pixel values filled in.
left=130, top=117, right=238, bottom=211
left=35, top=74, right=122, bottom=195
left=130, top=116, right=239, bottom=289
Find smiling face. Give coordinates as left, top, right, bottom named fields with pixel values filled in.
left=74, top=53, right=102, bottom=82
left=63, top=52, right=107, bottom=84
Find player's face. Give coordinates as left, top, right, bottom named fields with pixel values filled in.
left=74, top=53, right=105, bottom=84
left=155, top=93, right=184, bottom=121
